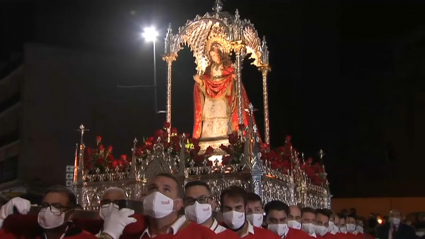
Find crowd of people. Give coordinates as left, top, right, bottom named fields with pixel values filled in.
left=0, top=172, right=420, bottom=239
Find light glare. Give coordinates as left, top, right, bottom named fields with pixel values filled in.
left=142, top=27, right=158, bottom=42
left=208, top=155, right=223, bottom=166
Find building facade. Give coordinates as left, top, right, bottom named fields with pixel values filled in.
left=0, top=66, right=22, bottom=189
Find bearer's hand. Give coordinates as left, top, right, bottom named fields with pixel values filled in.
left=103, top=208, right=137, bottom=239
left=0, top=197, right=31, bottom=220
left=232, top=74, right=237, bottom=79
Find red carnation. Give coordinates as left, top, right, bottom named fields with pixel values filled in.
left=228, top=133, right=238, bottom=144
left=85, top=162, right=93, bottom=170
left=96, top=136, right=102, bottom=145
left=205, top=146, right=214, bottom=155
left=154, top=129, right=163, bottom=139
left=99, top=144, right=105, bottom=151
left=194, top=155, right=204, bottom=163
left=163, top=122, right=171, bottom=129
left=222, top=155, right=231, bottom=165
left=112, top=160, right=120, bottom=168
left=107, top=146, right=113, bottom=152
left=307, top=157, right=313, bottom=164
left=120, top=155, right=127, bottom=161
left=173, top=144, right=181, bottom=152
left=191, top=138, right=200, bottom=146
left=171, top=127, right=178, bottom=134
left=96, top=158, right=104, bottom=165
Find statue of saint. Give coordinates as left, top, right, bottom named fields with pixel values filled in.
left=192, top=43, right=252, bottom=142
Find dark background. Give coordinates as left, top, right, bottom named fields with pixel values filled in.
left=1, top=0, right=425, bottom=197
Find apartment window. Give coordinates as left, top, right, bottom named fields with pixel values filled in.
left=0, top=155, right=18, bottom=184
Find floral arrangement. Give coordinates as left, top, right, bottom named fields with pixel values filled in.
left=84, top=136, right=130, bottom=173
left=301, top=158, right=325, bottom=186
left=84, top=122, right=326, bottom=185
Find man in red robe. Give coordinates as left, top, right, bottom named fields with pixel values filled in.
left=288, top=205, right=303, bottom=231
left=315, top=209, right=335, bottom=239
left=106, top=173, right=215, bottom=239
left=301, top=207, right=317, bottom=237
left=0, top=185, right=97, bottom=239
left=73, top=187, right=145, bottom=239
left=264, top=200, right=311, bottom=239
left=220, top=186, right=280, bottom=239
left=183, top=180, right=239, bottom=239
left=345, top=214, right=363, bottom=239
left=245, top=193, right=264, bottom=228
left=336, top=213, right=349, bottom=239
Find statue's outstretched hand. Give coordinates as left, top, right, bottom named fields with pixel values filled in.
left=193, top=75, right=202, bottom=84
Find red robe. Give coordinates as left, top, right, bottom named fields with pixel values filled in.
left=0, top=214, right=96, bottom=239
left=140, top=221, right=216, bottom=239
left=193, top=65, right=252, bottom=139
left=214, top=229, right=240, bottom=239
left=317, top=233, right=339, bottom=239
left=287, top=227, right=313, bottom=239
left=244, top=226, right=281, bottom=239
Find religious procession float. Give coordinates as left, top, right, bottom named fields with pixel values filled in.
left=71, top=0, right=331, bottom=212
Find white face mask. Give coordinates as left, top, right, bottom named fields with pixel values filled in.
left=302, top=223, right=316, bottom=235
left=346, top=223, right=356, bottom=232
left=315, top=225, right=329, bottom=236
left=340, top=225, right=347, bottom=233
left=184, top=202, right=212, bottom=224
left=268, top=224, right=289, bottom=237
left=390, top=217, right=401, bottom=225
left=288, top=220, right=302, bottom=230
left=143, top=191, right=175, bottom=219
left=99, top=203, right=119, bottom=220
left=247, top=213, right=263, bottom=227
left=356, top=226, right=364, bottom=233
left=328, top=222, right=338, bottom=234
left=37, top=207, right=66, bottom=229
left=223, top=211, right=245, bottom=230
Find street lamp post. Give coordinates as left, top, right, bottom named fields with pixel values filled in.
left=142, top=27, right=162, bottom=114
left=117, top=26, right=165, bottom=115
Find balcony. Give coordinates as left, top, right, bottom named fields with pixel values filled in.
left=0, top=92, right=20, bottom=116
left=0, top=155, right=18, bottom=184
left=0, top=129, right=19, bottom=150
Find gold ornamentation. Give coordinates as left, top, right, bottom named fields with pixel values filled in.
left=162, top=53, right=178, bottom=63
left=71, top=1, right=331, bottom=211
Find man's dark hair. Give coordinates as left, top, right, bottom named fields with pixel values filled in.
left=264, top=200, right=290, bottom=216
left=316, top=208, right=331, bottom=218
left=301, top=207, right=316, bottom=216
left=155, top=173, right=183, bottom=197
left=338, top=213, right=347, bottom=220
left=44, top=185, right=76, bottom=208
left=246, top=192, right=262, bottom=203
left=155, top=173, right=180, bottom=186
left=220, top=186, right=247, bottom=210
left=347, top=213, right=358, bottom=220
left=184, top=180, right=212, bottom=195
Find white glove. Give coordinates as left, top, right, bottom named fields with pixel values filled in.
left=103, top=208, right=137, bottom=239
left=0, top=197, right=31, bottom=220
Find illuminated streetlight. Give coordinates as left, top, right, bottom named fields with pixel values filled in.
left=141, top=27, right=164, bottom=114
left=142, top=27, right=158, bottom=42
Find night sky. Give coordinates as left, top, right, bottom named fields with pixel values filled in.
left=1, top=0, right=425, bottom=197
